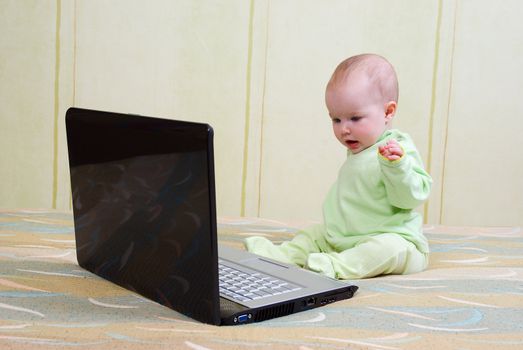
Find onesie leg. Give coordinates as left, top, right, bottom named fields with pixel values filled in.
left=306, top=233, right=428, bottom=279
left=245, top=224, right=333, bottom=267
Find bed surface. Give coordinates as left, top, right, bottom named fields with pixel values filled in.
left=1, top=209, right=522, bottom=349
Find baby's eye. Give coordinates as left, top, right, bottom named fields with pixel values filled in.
left=331, top=118, right=341, bottom=123
left=350, top=116, right=362, bottom=122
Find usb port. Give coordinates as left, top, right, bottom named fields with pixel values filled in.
left=320, top=297, right=337, bottom=305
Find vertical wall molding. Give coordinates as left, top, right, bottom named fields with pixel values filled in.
left=52, top=0, right=62, bottom=209
left=240, top=0, right=256, bottom=216
left=425, top=0, right=458, bottom=225
left=255, top=0, right=270, bottom=217
left=438, top=0, right=458, bottom=225
left=424, top=0, right=443, bottom=224
left=241, top=0, right=270, bottom=217
left=69, top=0, right=77, bottom=210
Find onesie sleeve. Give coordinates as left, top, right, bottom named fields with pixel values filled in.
left=377, top=137, right=432, bottom=210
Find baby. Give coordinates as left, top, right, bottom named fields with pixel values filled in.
left=245, top=53, right=432, bottom=279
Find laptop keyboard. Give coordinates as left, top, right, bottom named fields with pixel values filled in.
left=218, top=260, right=302, bottom=302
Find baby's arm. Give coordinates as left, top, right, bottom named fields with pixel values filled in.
left=378, top=138, right=432, bottom=209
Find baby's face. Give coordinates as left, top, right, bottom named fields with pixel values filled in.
left=326, top=73, right=392, bottom=154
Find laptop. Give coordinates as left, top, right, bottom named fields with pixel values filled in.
left=65, top=107, right=358, bottom=325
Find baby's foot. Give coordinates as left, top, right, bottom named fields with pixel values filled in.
left=244, top=237, right=292, bottom=264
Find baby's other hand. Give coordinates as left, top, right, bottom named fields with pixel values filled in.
left=378, top=139, right=404, bottom=161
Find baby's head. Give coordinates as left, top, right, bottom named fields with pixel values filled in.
left=325, top=54, right=399, bottom=153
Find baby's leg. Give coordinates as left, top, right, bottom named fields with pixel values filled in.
left=245, top=224, right=333, bottom=267
left=306, top=233, right=428, bottom=279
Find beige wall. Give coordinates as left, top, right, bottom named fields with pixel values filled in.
left=1, top=0, right=522, bottom=226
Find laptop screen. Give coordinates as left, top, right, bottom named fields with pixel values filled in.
left=66, top=108, right=220, bottom=324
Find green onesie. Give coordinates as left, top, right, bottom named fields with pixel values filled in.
left=245, top=129, right=432, bottom=279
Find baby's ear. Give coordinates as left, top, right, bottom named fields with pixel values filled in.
left=384, top=101, right=397, bottom=123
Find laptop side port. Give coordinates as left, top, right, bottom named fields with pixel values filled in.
left=320, top=296, right=337, bottom=305
left=303, top=297, right=316, bottom=307
left=235, top=313, right=252, bottom=323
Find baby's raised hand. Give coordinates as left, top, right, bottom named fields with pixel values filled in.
left=378, top=139, right=404, bottom=161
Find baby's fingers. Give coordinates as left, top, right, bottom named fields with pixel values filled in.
left=386, top=139, right=399, bottom=147
left=388, top=145, right=402, bottom=155
left=387, top=154, right=401, bottom=161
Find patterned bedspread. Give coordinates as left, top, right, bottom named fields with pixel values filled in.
left=0, top=209, right=522, bottom=349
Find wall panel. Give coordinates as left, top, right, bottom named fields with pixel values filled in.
left=441, top=0, right=523, bottom=225
left=74, top=0, right=251, bottom=216
left=0, top=0, right=57, bottom=208
left=1, top=0, right=522, bottom=226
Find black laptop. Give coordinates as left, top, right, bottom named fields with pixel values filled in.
left=65, top=107, right=358, bottom=325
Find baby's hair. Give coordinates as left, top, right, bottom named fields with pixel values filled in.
left=328, top=53, right=399, bottom=103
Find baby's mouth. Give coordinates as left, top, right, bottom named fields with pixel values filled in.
left=345, top=140, right=360, bottom=150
